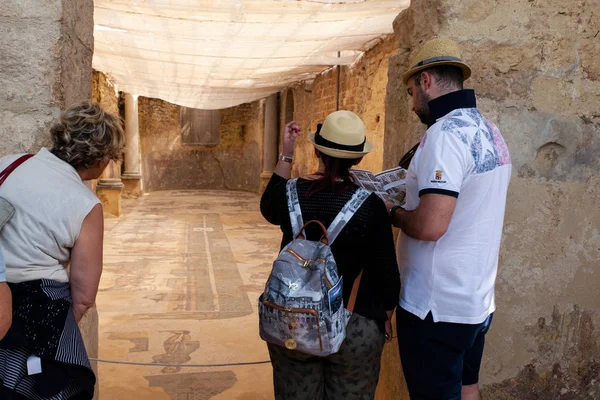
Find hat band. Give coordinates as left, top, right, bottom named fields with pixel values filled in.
left=412, top=55, right=462, bottom=69
left=315, top=124, right=366, bottom=152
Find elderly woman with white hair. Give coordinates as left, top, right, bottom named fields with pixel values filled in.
left=0, top=101, right=125, bottom=399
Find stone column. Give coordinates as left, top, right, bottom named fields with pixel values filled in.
left=121, top=93, right=143, bottom=198
left=96, top=160, right=124, bottom=216
left=260, top=93, right=279, bottom=192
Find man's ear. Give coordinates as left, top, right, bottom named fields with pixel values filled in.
left=420, top=71, right=433, bottom=90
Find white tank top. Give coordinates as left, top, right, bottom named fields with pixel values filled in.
left=0, top=148, right=100, bottom=283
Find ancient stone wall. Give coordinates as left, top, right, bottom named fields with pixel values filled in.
left=0, top=0, right=93, bottom=156
left=139, top=97, right=264, bottom=193
left=92, top=71, right=120, bottom=116
left=384, top=0, right=600, bottom=398
left=289, top=36, right=397, bottom=177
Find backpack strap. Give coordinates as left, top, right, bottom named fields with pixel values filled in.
left=346, top=270, right=363, bottom=313
left=286, top=178, right=304, bottom=238
left=327, top=188, right=371, bottom=245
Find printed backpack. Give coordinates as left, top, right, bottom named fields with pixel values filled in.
left=258, top=178, right=370, bottom=356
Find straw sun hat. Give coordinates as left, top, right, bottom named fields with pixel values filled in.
left=401, top=38, right=472, bottom=84
left=308, top=110, right=374, bottom=159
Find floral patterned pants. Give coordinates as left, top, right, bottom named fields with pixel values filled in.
left=267, top=313, right=385, bottom=400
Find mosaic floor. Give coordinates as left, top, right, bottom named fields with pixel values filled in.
left=97, top=190, right=281, bottom=399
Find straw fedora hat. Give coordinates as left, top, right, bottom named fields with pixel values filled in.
left=308, top=110, right=374, bottom=159
left=401, top=38, right=472, bottom=84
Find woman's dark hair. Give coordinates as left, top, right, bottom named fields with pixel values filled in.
left=307, top=151, right=362, bottom=195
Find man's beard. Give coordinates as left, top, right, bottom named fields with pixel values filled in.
left=414, top=87, right=432, bottom=125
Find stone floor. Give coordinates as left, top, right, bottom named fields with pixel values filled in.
left=97, top=190, right=281, bottom=399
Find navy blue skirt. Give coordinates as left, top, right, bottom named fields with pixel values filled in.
left=0, top=279, right=95, bottom=399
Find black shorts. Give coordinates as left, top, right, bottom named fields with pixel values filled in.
left=396, top=307, right=493, bottom=400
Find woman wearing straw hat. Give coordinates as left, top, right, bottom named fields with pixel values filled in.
left=260, top=110, right=400, bottom=400
left=389, top=38, right=511, bottom=400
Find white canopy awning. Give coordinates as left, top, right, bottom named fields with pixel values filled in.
left=93, top=0, right=408, bottom=109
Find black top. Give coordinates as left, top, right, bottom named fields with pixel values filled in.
left=260, top=173, right=400, bottom=323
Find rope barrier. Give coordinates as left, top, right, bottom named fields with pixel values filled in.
left=89, top=358, right=271, bottom=368
left=89, top=336, right=397, bottom=368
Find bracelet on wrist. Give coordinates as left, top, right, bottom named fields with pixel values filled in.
left=279, top=154, right=293, bottom=163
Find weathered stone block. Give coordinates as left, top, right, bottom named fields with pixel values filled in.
left=0, top=0, right=94, bottom=155
left=0, top=109, right=55, bottom=155
left=122, top=177, right=143, bottom=199
left=496, top=109, right=600, bottom=182
left=0, top=19, right=60, bottom=107
left=97, top=186, right=123, bottom=217
left=580, top=38, right=600, bottom=82
left=461, top=41, right=542, bottom=102
left=531, top=76, right=600, bottom=117
left=488, top=176, right=600, bottom=392
left=0, top=0, right=62, bottom=19
left=59, top=0, right=94, bottom=106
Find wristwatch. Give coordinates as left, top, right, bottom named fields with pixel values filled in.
left=279, top=154, right=293, bottom=163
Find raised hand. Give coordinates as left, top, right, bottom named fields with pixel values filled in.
left=282, top=121, right=301, bottom=157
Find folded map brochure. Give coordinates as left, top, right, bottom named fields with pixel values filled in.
left=350, top=167, right=407, bottom=206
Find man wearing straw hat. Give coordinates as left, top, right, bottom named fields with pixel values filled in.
left=389, top=38, right=512, bottom=399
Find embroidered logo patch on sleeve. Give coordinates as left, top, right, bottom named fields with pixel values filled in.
left=435, top=170, right=443, bottom=180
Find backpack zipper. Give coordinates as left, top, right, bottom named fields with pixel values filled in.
left=286, top=249, right=326, bottom=266
left=285, top=249, right=332, bottom=289
left=262, top=299, right=323, bottom=351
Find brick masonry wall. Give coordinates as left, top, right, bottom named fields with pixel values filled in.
left=139, top=97, right=264, bottom=193
left=288, top=36, right=398, bottom=178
